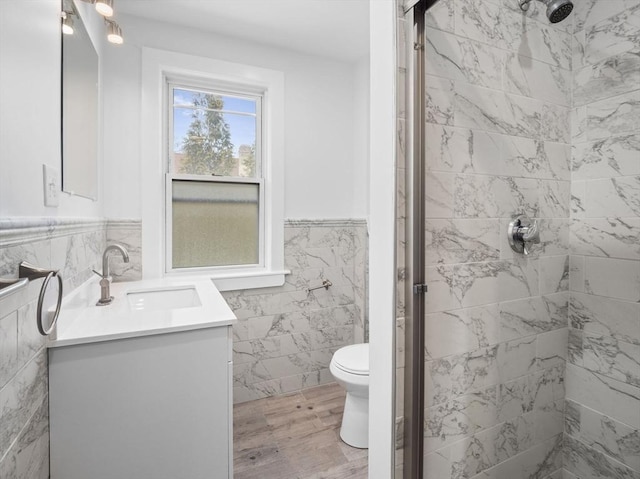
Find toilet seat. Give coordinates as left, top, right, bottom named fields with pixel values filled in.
left=332, top=343, right=369, bottom=376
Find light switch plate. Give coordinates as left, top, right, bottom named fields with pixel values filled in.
left=43, top=164, right=60, bottom=207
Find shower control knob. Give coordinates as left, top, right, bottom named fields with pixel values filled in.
left=508, top=215, right=540, bottom=255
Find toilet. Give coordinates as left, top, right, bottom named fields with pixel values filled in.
left=330, top=343, right=369, bottom=449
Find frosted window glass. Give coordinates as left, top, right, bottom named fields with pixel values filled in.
left=172, top=180, right=259, bottom=268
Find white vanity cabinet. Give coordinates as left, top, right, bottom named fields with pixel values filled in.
left=49, top=324, right=233, bottom=479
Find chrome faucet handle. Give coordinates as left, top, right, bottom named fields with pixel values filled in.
left=508, top=215, right=540, bottom=256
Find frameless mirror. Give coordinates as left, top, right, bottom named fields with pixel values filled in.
left=61, top=3, right=99, bottom=200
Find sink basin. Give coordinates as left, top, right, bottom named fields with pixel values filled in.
left=127, top=286, right=202, bottom=312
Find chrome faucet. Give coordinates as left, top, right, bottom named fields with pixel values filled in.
left=94, top=244, right=130, bottom=306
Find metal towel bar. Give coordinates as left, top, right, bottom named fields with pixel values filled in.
left=306, top=279, right=332, bottom=293
left=0, top=262, right=63, bottom=336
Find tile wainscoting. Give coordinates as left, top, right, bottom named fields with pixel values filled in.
left=0, top=217, right=141, bottom=477
left=225, top=219, right=368, bottom=404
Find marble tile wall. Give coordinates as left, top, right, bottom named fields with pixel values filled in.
left=223, top=219, right=368, bottom=404
left=396, top=0, right=574, bottom=476
left=0, top=217, right=107, bottom=478
left=565, top=1, right=640, bottom=478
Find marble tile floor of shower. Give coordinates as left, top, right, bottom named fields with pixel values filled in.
left=233, top=383, right=368, bottom=479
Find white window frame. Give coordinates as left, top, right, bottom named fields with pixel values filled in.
left=141, top=47, right=287, bottom=290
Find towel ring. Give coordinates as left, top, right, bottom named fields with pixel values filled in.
left=36, top=271, right=63, bottom=336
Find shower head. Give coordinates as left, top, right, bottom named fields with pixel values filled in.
left=518, top=0, right=573, bottom=23
left=546, top=0, right=573, bottom=23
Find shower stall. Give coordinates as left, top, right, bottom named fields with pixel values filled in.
left=395, top=0, right=640, bottom=477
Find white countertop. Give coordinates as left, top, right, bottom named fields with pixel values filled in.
left=48, top=277, right=237, bottom=348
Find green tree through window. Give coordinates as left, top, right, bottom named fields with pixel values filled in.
left=180, top=93, right=235, bottom=176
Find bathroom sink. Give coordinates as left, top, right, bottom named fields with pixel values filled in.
left=127, top=286, right=202, bottom=312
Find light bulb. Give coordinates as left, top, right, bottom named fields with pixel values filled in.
left=95, top=0, right=114, bottom=17
left=61, top=12, right=74, bottom=35
left=107, top=21, right=123, bottom=44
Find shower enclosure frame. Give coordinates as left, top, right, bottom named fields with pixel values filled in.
left=400, top=1, right=439, bottom=478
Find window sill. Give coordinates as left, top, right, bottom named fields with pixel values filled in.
left=165, top=268, right=289, bottom=292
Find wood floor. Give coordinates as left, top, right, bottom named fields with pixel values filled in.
left=233, top=383, right=368, bottom=479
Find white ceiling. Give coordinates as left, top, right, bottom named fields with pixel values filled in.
left=116, top=0, right=370, bottom=62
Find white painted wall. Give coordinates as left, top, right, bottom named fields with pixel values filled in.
left=0, top=0, right=105, bottom=218
left=102, top=14, right=369, bottom=221
left=368, top=1, right=397, bottom=477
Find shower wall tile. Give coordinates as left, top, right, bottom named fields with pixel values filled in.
left=425, top=219, right=501, bottom=265
left=570, top=180, right=586, bottom=218
left=498, top=335, right=538, bottom=381
left=425, top=124, right=501, bottom=175
left=448, top=413, right=537, bottom=478
left=583, top=7, right=640, bottom=65
left=572, top=0, right=639, bottom=34
left=539, top=255, right=569, bottom=295
left=425, top=172, right=455, bottom=218
left=515, top=19, right=572, bottom=70
left=499, top=293, right=568, bottom=342
left=569, top=292, right=640, bottom=345
left=582, top=334, right=640, bottom=387
left=226, top=219, right=368, bottom=403
left=425, top=304, right=500, bottom=360
left=542, top=102, right=571, bottom=143
left=565, top=399, right=640, bottom=471
left=425, top=345, right=500, bottom=407
left=583, top=176, right=640, bottom=218
left=426, top=75, right=456, bottom=126
left=454, top=84, right=511, bottom=134
left=424, top=386, right=499, bottom=453
left=582, top=256, right=640, bottom=302
left=571, top=106, right=588, bottom=144
left=498, top=374, right=532, bottom=423
left=565, top=363, right=640, bottom=429
left=539, top=180, right=571, bottom=218
left=572, top=134, right=640, bottom=180
left=536, top=399, right=565, bottom=443
left=504, top=53, right=571, bottom=107
left=501, top=138, right=571, bottom=181
left=573, top=50, right=640, bottom=107
left=586, top=90, right=640, bottom=142
left=454, top=0, right=501, bottom=47
left=563, top=434, right=640, bottom=479
left=503, top=93, right=545, bottom=139
left=425, top=28, right=503, bottom=89
left=570, top=217, right=640, bottom=260
left=572, top=30, right=586, bottom=70
left=568, top=256, right=585, bottom=292
left=425, top=0, right=455, bottom=33
left=453, top=175, right=539, bottom=218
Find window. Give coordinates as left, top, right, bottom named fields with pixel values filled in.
left=166, top=84, right=264, bottom=272
left=141, top=48, right=285, bottom=289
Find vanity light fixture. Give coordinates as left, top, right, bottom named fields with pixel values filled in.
left=106, top=20, right=123, bottom=44
left=78, top=0, right=114, bottom=18
left=61, top=11, right=74, bottom=35
left=94, top=0, right=114, bottom=17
